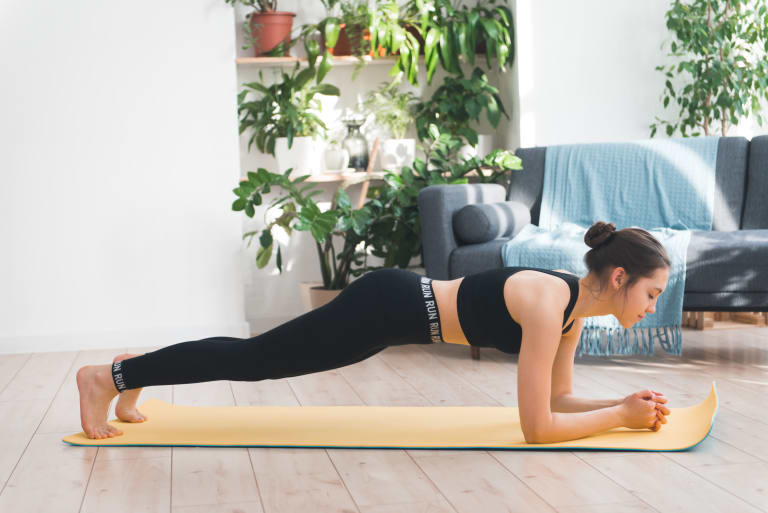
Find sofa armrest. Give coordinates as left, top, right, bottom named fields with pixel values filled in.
left=417, top=183, right=507, bottom=279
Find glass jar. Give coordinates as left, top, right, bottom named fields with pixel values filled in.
left=341, top=118, right=369, bottom=171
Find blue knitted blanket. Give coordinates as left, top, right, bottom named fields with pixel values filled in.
left=502, top=136, right=720, bottom=356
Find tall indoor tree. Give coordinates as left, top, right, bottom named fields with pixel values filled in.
left=651, top=0, right=768, bottom=137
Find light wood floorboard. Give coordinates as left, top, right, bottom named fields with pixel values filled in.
left=0, top=327, right=765, bottom=512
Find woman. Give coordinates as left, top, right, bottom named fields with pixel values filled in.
left=77, top=221, right=672, bottom=442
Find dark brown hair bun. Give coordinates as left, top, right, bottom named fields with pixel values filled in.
left=584, top=221, right=616, bottom=249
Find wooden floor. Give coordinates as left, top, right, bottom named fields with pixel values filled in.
left=0, top=326, right=767, bottom=513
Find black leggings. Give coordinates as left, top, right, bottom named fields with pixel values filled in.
left=111, top=268, right=446, bottom=392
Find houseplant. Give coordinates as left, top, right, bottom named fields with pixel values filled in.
left=237, top=62, right=340, bottom=178
left=367, top=0, right=422, bottom=85
left=362, top=75, right=419, bottom=171
left=233, top=168, right=378, bottom=305
left=650, top=0, right=768, bottom=137
left=224, top=0, right=296, bottom=57
left=400, top=0, right=515, bottom=83
left=413, top=67, right=508, bottom=151
left=364, top=123, right=523, bottom=268
left=231, top=125, right=522, bottom=303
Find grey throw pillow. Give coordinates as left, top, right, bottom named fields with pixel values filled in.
left=453, top=201, right=531, bottom=244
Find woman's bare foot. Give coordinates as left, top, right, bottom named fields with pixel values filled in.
left=112, top=353, right=148, bottom=423
left=76, top=364, right=123, bottom=439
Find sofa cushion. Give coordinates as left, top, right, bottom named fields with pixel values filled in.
left=510, top=137, right=749, bottom=231
left=453, top=201, right=531, bottom=244
left=685, top=230, right=768, bottom=292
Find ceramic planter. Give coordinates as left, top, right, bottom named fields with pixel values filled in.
left=299, top=281, right=342, bottom=311
left=379, top=138, right=415, bottom=173
left=249, top=11, right=295, bottom=56
left=458, top=134, right=494, bottom=160
left=274, top=136, right=326, bottom=179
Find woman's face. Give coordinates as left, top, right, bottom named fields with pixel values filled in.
left=617, top=267, right=670, bottom=328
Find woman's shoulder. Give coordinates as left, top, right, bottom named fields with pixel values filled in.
left=504, top=270, right=573, bottom=326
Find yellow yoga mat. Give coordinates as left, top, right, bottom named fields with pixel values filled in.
left=63, top=381, right=718, bottom=451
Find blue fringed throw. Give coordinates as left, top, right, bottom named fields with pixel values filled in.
left=501, top=137, right=720, bottom=356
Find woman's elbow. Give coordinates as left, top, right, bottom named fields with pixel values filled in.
left=522, top=425, right=545, bottom=444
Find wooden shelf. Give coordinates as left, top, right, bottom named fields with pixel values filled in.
left=239, top=170, right=388, bottom=184
left=235, top=55, right=398, bottom=68
left=239, top=169, right=495, bottom=184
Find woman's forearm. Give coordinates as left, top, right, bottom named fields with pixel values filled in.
left=532, top=405, right=625, bottom=444
left=551, top=394, right=622, bottom=413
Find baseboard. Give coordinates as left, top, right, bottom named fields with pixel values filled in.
left=0, top=321, right=252, bottom=355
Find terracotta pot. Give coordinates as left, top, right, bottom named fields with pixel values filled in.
left=299, top=281, right=343, bottom=312
left=249, top=11, right=295, bottom=56
left=322, top=25, right=385, bottom=57
left=362, top=28, right=387, bottom=57
left=321, top=24, right=352, bottom=56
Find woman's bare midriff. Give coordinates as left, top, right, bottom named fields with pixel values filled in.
left=431, top=277, right=470, bottom=344
left=431, top=270, right=576, bottom=345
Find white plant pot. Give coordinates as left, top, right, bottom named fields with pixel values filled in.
left=324, top=145, right=350, bottom=172
left=379, top=138, right=415, bottom=173
left=458, top=134, right=494, bottom=160
left=275, top=136, right=326, bottom=178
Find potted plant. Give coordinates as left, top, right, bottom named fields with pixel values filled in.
left=650, top=0, right=768, bottom=137
left=400, top=0, right=515, bottom=82
left=413, top=67, right=508, bottom=156
left=233, top=169, right=379, bottom=308
left=231, top=126, right=522, bottom=307
left=362, top=75, right=419, bottom=172
left=225, top=0, right=296, bottom=57
left=237, top=62, right=340, bottom=178
left=368, top=0, right=421, bottom=85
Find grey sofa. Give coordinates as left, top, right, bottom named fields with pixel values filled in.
left=417, top=136, right=768, bottom=313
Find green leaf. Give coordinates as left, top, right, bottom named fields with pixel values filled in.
left=424, top=27, right=439, bottom=64
left=426, top=51, right=439, bottom=84
left=295, top=67, right=315, bottom=90
left=311, top=83, right=341, bottom=96
left=336, top=189, right=351, bottom=210
left=256, top=243, right=273, bottom=268
left=486, top=95, right=500, bottom=127
left=480, top=18, right=499, bottom=42
left=324, top=17, right=341, bottom=48
left=317, top=49, right=332, bottom=84
left=305, top=38, right=319, bottom=69
left=259, top=229, right=273, bottom=248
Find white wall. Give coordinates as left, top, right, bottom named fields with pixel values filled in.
left=0, top=1, right=249, bottom=354
left=506, top=0, right=766, bottom=149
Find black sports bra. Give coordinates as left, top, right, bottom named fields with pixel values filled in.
left=455, top=267, right=580, bottom=354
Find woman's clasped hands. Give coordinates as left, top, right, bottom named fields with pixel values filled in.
left=619, top=390, right=671, bottom=432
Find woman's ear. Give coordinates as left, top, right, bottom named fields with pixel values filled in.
left=610, top=266, right=627, bottom=290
